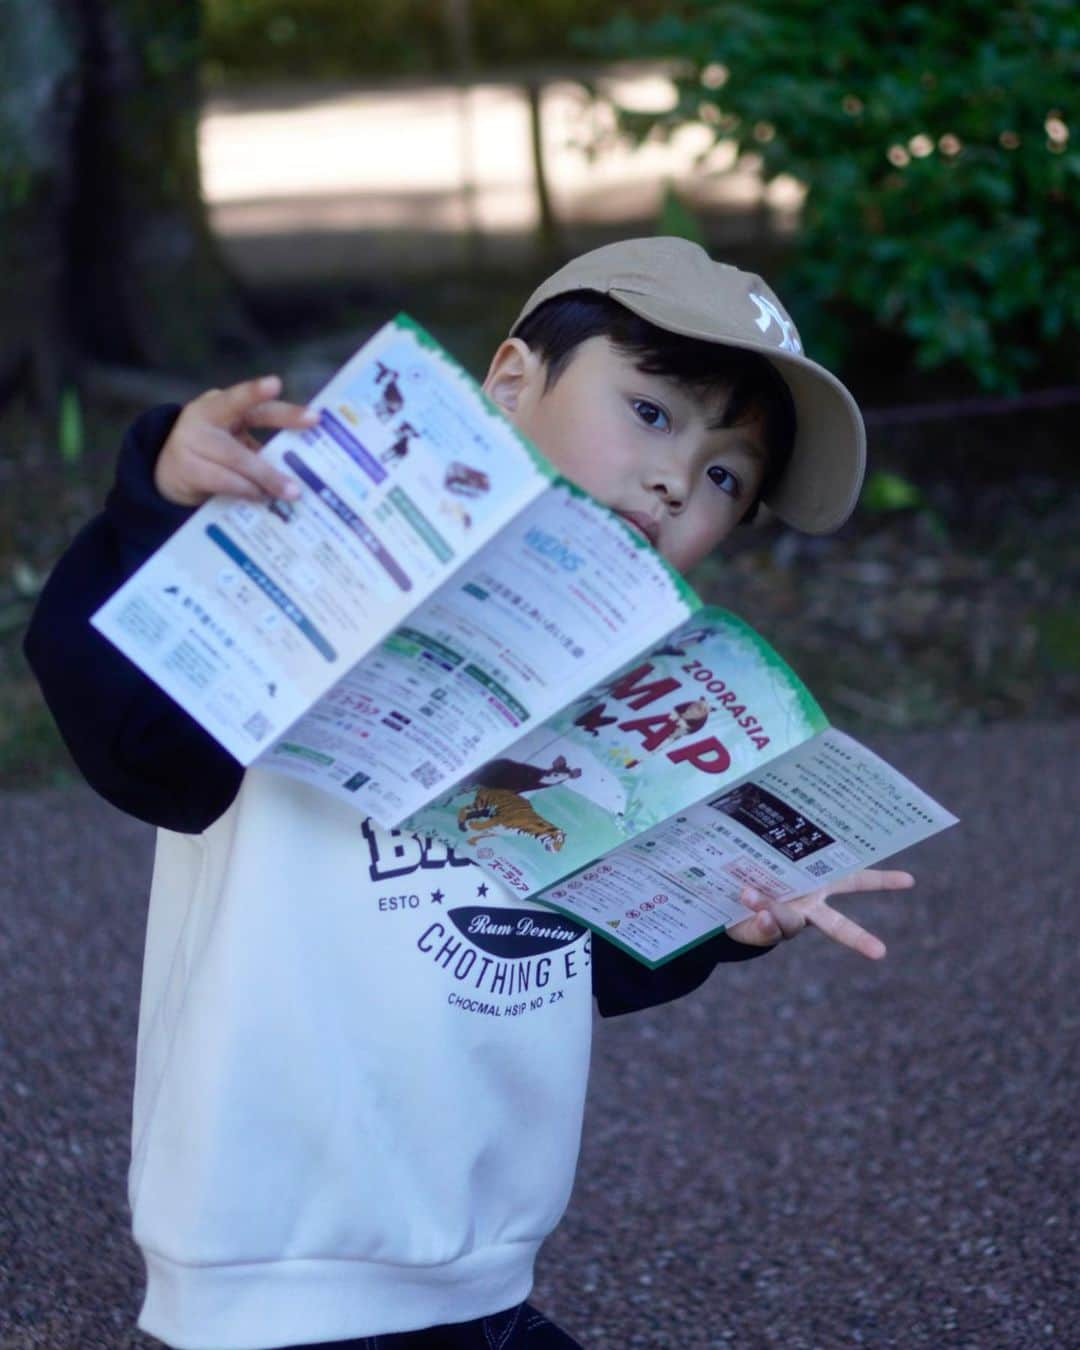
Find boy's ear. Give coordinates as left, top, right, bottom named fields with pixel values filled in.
left=482, top=338, right=544, bottom=416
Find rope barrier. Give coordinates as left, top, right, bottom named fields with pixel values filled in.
left=864, top=385, right=1080, bottom=428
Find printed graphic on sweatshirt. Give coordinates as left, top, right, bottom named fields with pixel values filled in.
left=362, top=820, right=589, bottom=1018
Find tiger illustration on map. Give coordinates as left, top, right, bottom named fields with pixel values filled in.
left=457, top=788, right=566, bottom=852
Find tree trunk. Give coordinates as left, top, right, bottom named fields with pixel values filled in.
left=0, top=0, right=257, bottom=413
left=0, top=0, right=82, bottom=410
left=525, top=79, right=560, bottom=262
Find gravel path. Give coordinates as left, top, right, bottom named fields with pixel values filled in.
left=3, top=722, right=1076, bottom=1349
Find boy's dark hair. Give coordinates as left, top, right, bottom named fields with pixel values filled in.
left=512, top=290, right=796, bottom=523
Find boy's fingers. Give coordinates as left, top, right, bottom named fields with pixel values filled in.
left=806, top=901, right=886, bottom=960
left=206, top=429, right=300, bottom=500
left=724, top=910, right=778, bottom=947
left=736, top=888, right=794, bottom=944
left=205, top=375, right=284, bottom=425
left=242, top=398, right=319, bottom=431
left=824, top=869, right=914, bottom=897
left=745, top=896, right=804, bottom=941
left=737, top=873, right=910, bottom=957
left=745, top=913, right=779, bottom=943
left=187, top=462, right=272, bottom=503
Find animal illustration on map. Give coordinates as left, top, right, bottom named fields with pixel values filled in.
left=440, top=755, right=579, bottom=816
left=621, top=698, right=711, bottom=769
left=444, top=463, right=490, bottom=498
left=382, top=420, right=419, bottom=464
left=457, top=788, right=566, bottom=851
left=461, top=754, right=581, bottom=796
left=650, top=698, right=710, bottom=749
left=374, top=362, right=404, bottom=422
left=651, top=626, right=712, bottom=658
left=575, top=697, right=709, bottom=745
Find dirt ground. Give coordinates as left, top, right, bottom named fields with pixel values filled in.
left=3, top=719, right=1077, bottom=1347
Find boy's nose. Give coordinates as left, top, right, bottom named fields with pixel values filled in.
left=648, top=468, right=688, bottom=511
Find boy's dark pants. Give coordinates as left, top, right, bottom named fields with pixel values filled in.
left=276, top=1300, right=583, bottom=1349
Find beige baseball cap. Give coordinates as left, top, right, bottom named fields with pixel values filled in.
left=512, top=236, right=866, bottom=534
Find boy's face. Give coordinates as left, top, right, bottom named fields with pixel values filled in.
left=483, top=336, right=769, bottom=574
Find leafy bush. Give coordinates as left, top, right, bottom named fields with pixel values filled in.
left=577, top=1, right=1079, bottom=391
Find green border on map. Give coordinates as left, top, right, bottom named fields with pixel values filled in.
left=695, top=604, right=828, bottom=731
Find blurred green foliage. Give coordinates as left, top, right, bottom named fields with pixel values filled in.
left=57, top=387, right=84, bottom=465
left=861, top=470, right=924, bottom=513
left=656, top=181, right=707, bottom=246
left=578, top=1, right=1080, bottom=392
left=1035, top=609, right=1080, bottom=672
left=202, top=0, right=662, bottom=79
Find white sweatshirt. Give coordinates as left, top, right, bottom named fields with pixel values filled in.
left=130, top=769, right=594, bottom=1349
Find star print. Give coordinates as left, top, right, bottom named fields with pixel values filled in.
left=430, top=889, right=444, bottom=905
left=476, top=882, right=489, bottom=897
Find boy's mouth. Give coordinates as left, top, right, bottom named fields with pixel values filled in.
left=615, top=510, right=660, bottom=547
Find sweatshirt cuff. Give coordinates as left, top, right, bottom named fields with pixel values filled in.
left=593, top=928, right=773, bottom=1019
left=105, top=404, right=194, bottom=554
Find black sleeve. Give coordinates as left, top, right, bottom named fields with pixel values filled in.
left=592, top=926, right=773, bottom=1017
left=23, top=404, right=245, bottom=833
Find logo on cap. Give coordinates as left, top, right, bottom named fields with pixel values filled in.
left=749, top=293, right=802, bottom=354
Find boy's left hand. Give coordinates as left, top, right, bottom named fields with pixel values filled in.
left=727, top=869, right=915, bottom=960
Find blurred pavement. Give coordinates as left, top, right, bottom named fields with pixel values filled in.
left=2, top=720, right=1076, bottom=1348
left=200, top=71, right=803, bottom=285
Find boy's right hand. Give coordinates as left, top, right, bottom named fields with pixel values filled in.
left=154, top=375, right=318, bottom=507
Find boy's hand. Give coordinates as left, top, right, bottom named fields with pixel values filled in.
left=154, top=375, right=318, bottom=507
left=726, top=869, right=915, bottom=960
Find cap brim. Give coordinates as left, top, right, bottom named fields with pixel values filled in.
left=759, top=357, right=866, bottom=533
left=608, top=289, right=866, bottom=534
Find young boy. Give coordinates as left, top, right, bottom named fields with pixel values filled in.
left=25, top=237, right=912, bottom=1350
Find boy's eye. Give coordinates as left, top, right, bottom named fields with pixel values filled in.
left=708, top=465, right=741, bottom=497
left=631, top=398, right=671, bottom=431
